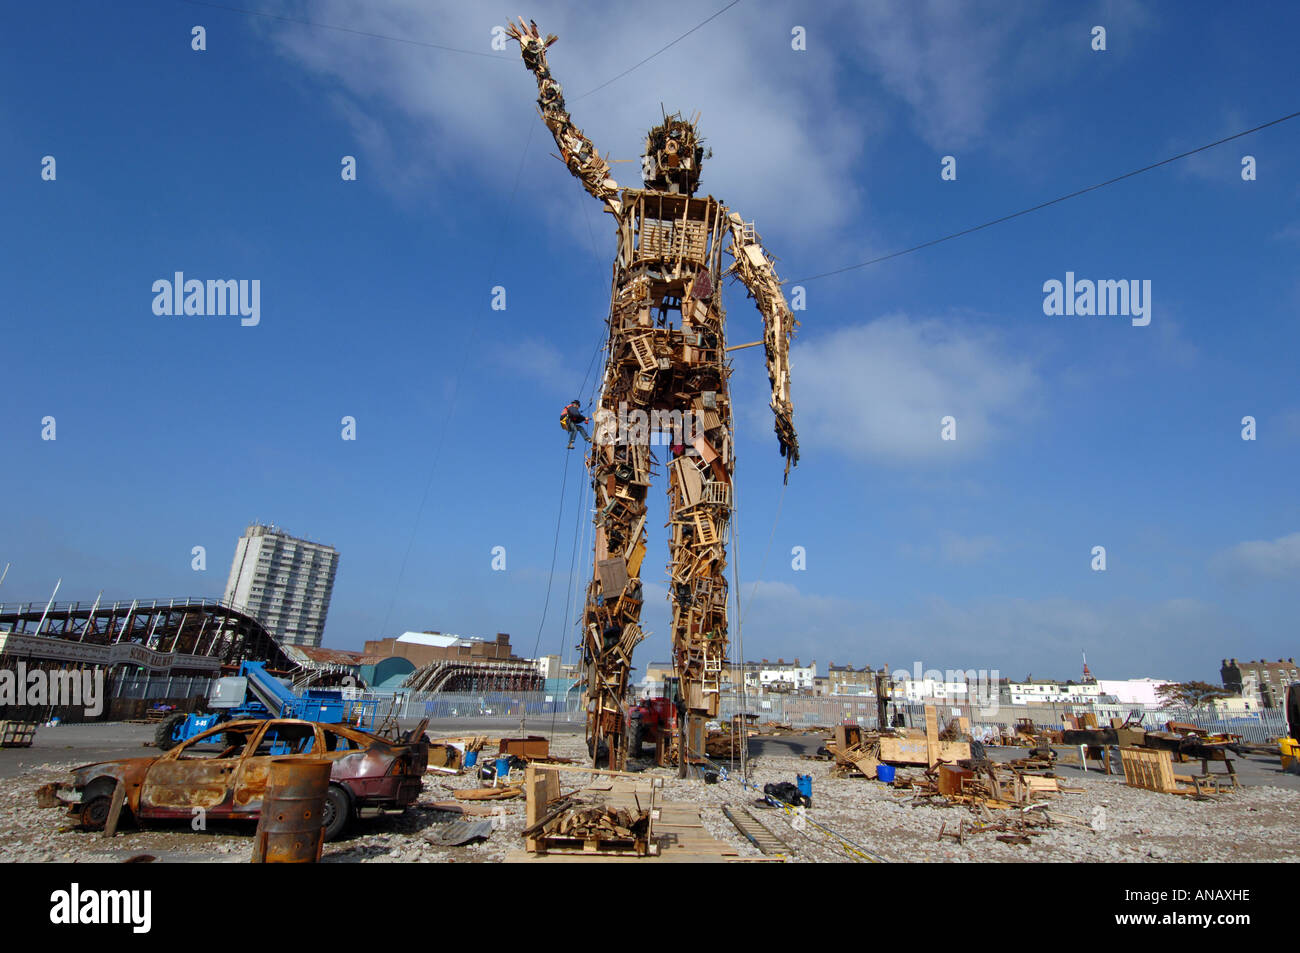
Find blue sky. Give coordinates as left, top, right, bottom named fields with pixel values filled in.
left=2, top=0, right=1298, bottom=684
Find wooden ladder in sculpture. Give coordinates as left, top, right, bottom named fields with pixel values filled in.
left=703, top=645, right=723, bottom=700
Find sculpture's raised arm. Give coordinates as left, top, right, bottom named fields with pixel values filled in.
left=506, top=18, right=622, bottom=211
left=726, top=212, right=800, bottom=481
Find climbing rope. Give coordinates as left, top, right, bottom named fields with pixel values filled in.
left=548, top=437, right=593, bottom=739
left=523, top=444, right=574, bottom=733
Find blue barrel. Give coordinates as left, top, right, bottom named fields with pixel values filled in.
left=464, top=749, right=478, bottom=768
left=796, top=774, right=812, bottom=799
left=495, top=756, right=511, bottom=781
left=876, top=764, right=896, bottom=783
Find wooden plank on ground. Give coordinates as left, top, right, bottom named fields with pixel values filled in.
left=925, top=705, right=939, bottom=769
left=454, top=785, right=523, bottom=801
left=424, top=801, right=502, bottom=817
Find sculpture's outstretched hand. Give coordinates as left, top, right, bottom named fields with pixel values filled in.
left=504, top=19, right=621, bottom=209
left=505, top=17, right=556, bottom=59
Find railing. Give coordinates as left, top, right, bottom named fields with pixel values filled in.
left=0, top=596, right=256, bottom=617
left=352, top=690, right=585, bottom=723
left=348, top=692, right=1290, bottom=741
left=715, top=695, right=1291, bottom=744
left=110, top=674, right=214, bottom=701
left=1131, top=707, right=1288, bottom=745
left=24, top=676, right=1291, bottom=741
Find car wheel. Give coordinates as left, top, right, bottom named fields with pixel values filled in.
left=321, top=785, right=351, bottom=842
left=626, top=721, right=643, bottom=760
left=78, top=779, right=119, bottom=830
left=154, top=713, right=188, bottom=751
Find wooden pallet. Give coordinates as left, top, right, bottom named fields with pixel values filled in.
left=513, top=765, right=737, bottom=862
left=535, top=834, right=658, bottom=857
left=1119, top=746, right=1220, bottom=796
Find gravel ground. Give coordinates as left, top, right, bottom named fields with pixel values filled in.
left=3, top=730, right=1298, bottom=863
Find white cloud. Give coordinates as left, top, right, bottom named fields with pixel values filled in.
left=846, top=0, right=1154, bottom=151
left=263, top=0, right=868, bottom=246
left=1213, top=532, right=1300, bottom=579
left=793, top=313, right=1040, bottom=463
left=1173, top=108, right=1250, bottom=184
left=850, top=0, right=1022, bottom=149
left=260, top=0, right=1155, bottom=261
left=900, top=533, right=1002, bottom=564
left=940, top=533, right=1002, bottom=564
left=1153, top=316, right=1199, bottom=368
left=490, top=336, right=577, bottom=393
left=1275, top=222, right=1300, bottom=243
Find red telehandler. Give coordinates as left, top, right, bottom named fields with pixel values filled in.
left=627, top=677, right=681, bottom=763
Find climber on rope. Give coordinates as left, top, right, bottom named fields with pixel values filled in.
left=561, top=398, right=590, bottom=449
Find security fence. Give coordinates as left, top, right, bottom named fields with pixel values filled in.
left=1129, top=708, right=1288, bottom=745
left=354, top=690, right=586, bottom=723
left=111, top=673, right=214, bottom=701
left=91, top=679, right=1291, bottom=744
left=719, top=694, right=1290, bottom=745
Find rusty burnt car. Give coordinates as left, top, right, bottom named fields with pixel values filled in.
left=53, top=718, right=429, bottom=841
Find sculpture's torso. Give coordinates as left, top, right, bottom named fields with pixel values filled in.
left=584, top=187, right=736, bottom=766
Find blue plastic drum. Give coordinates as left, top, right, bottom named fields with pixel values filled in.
left=796, top=774, right=812, bottom=799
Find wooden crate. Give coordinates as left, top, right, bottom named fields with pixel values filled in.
left=878, top=736, right=970, bottom=766
left=499, top=736, right=549, bottom=760
left=524, top=763, right=662, bottom=856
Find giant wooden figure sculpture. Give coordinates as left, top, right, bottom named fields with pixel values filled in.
left=508, top=20, right=799, bottom=771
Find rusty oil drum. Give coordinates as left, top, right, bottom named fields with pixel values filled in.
left=251, top=758, right=332, bottom=863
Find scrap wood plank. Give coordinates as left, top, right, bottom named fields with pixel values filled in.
left=424, top=801, right=503, bottom=817
left=1023, top=776, right=1060, bottom=795
left=878, top=736, right=970, bottom=765
left=527, top=761, right=663, bottom=782
left=431, top=735, right=491, bottom=748
left=1043, top=810, right=1093, bottom=828
left=524, top=763, right=564, bottom=851
left=454, top=785, right=523, bottom=801
left=924, top=704, right=940, bottom=769
left=503, top=849, right=731, bottom=863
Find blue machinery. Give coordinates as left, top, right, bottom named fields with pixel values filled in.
left=158, top=661, right=382, bottom=749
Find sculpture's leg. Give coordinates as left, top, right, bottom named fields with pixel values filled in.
left=582, top=386, right=650, bottom=769
left=665, top=399, right=732, bottom=776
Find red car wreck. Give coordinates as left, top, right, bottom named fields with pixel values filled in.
left=53, top=718, right=429, bottom=841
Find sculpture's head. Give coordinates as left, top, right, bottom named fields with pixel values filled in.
left=642, top=112, right=710, bottom=196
